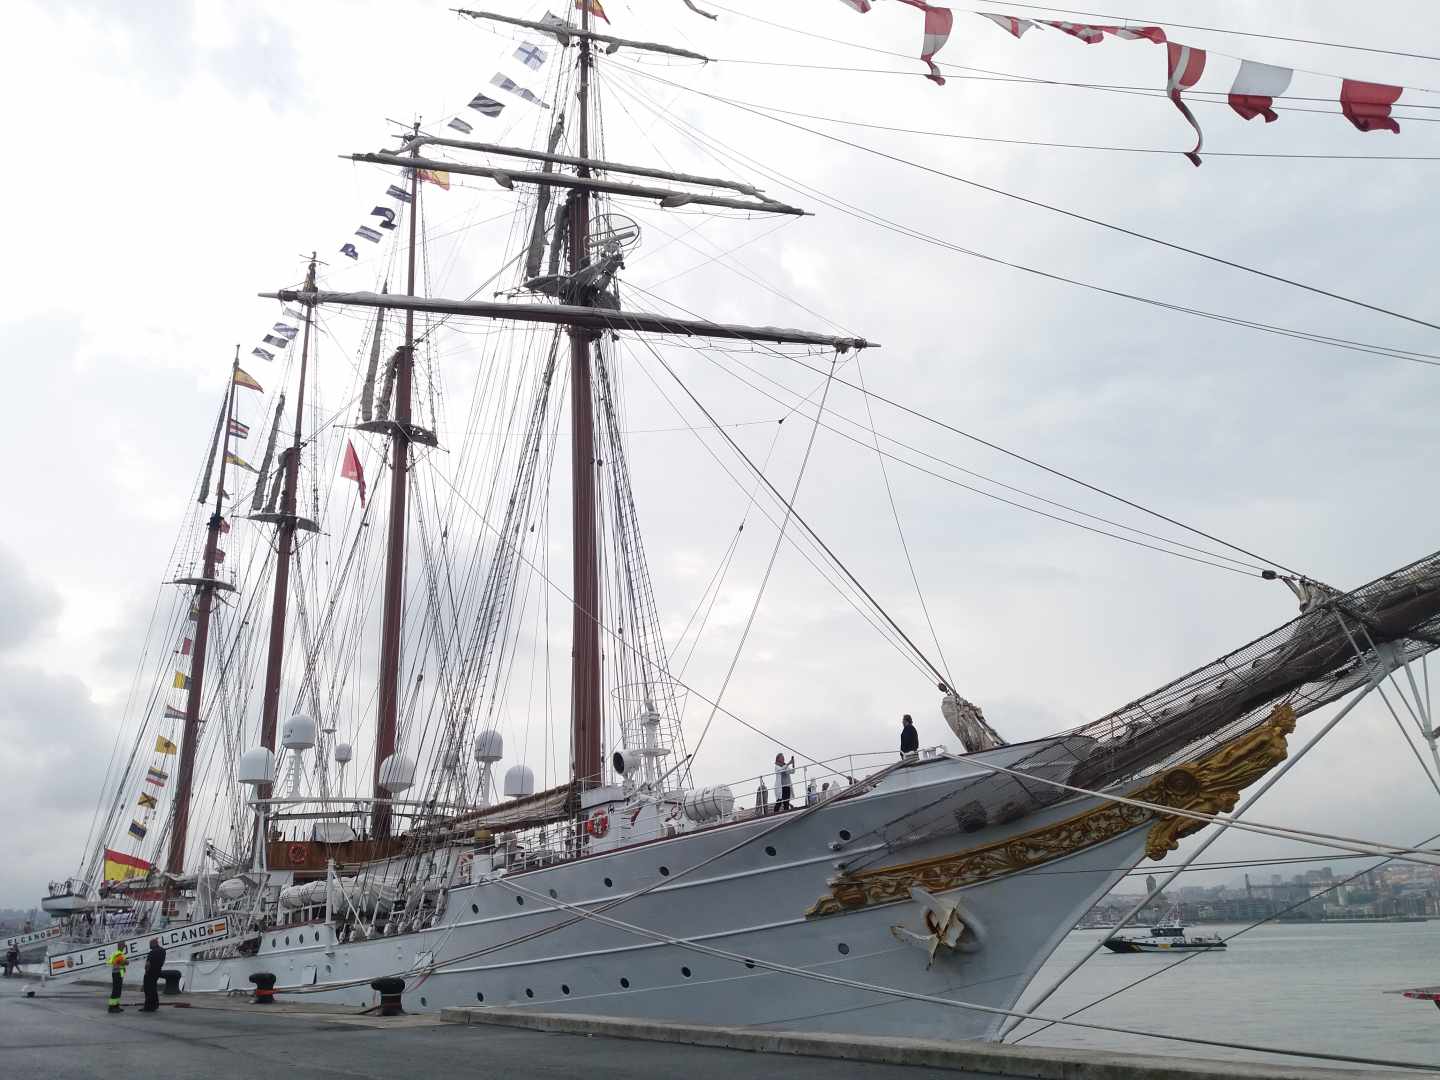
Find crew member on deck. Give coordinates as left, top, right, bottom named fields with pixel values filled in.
left=900, top=714, right=919, bottom=758
left=773, top=753, right=795, bottom=812
left=108, top=945, right=128, bottom=1013
left=141, top=938, right=166, bottom=1012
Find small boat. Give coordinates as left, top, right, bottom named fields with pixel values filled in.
left=1103, top=908, right=1226, bottom=953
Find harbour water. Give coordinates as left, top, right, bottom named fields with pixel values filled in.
left=1014, top=922, right=1439, bottom=1068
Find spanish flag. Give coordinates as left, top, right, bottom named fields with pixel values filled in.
left=576, top=0, right=610, bottom=23
left=173, top=672, right=190, bottom=690
left=233, top=368, right=264, bottom=392
left=102, top=847, right=151, bottom=883
left=155, top=735, right=178, bottom=755
left=418, top=169, right=451, bottom=190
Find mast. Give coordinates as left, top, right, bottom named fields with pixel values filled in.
left=167, top=349, right=238, bottom=874
left=569, top=6, right=603, bottom=791
left=372, top=128, right=421, bottom=839
left=256, top=256, right=317, bottom=799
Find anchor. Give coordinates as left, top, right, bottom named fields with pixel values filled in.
left=889, top=886, right=984, bottom=968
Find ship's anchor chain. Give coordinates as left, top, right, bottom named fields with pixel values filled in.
left=889, top=886, right=984, bottom=969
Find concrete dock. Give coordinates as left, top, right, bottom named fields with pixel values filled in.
left=1, top=976, right=1423, bottom=1079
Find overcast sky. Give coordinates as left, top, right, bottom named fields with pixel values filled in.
left=3, top=0, right=1439, bottom=910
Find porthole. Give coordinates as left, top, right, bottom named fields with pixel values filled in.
left=837, top=943, right=850, bottom=955
left=764, top=845, right=776, bottom=857
left=284, top=935, right=290, bottom=945
left=270, top=938, right=276, bottom=948
left=620, top=977, right=630, bottom=988
left=420, top=997, right=428, bottom=1007
left=744, top=959, right=755, bottom=970
left=525, top=988, right=534, bottom=998
left=472, top=903, right=479, bottom=914
left=681, top=966, right=692, bottom=978
left=659, top=866, right=670, bottom=876
left=548, top=888, right=558, bottom=899
left=838, top=829, right=852, bottom=841
left=325, top=965, right=332, bottom=974
left=516, top=895, right=525, bottom=906
left=604, top=877, right=613, bottom=888
left=561, top=984, right=571, bottom=995
left=476, top=992, right=485, bottom=1002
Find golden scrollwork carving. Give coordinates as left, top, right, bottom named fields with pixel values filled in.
left=1142, top=702, right=1295, bottom=860
left=805, top=703, right=1296, bottom=919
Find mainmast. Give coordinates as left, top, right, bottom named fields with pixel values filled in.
left=167, top=349, right=240, bottom=874
left=569, top=5, right=604, bottom=791
left=255, top=257, right=318, bottom=799
left=372, top=128, right=422, bottom=838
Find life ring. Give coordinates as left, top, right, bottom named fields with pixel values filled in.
left=287, top=843, right=308, bottom=866
left=586, top=809, right=609, bottom=838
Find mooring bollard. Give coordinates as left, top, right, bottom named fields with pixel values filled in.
left=160, top=969, right=182, bottom=995
left=249, top=972, right=277, bottom=1004
left=370, top=976, right=405, bottom=1016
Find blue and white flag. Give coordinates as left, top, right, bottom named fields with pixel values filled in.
left=252, top=346, right=275, bottom=361
left=447, top=116, right=474, bottom=134
left=467, top=92, right=506, bottom=117
left=262, top=334, right=290, bottom=349
left=271, top=323, right=298, bottom=339
left=370, top=206, right=397, bottom=229
left=355, top=226, right=383, bottom=243
left=515, top=42, right=547, bottom=70
left=340, top=243, right=359, bottom=259
left=492, top=74, right=549, bottom=109
left=385, top=184, right=412, bottom=203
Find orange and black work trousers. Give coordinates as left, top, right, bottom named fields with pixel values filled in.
left=108, top=971, right=123, bottom=1011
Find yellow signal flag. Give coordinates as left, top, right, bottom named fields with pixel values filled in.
left=419, top=169, right=451, bottom=190
left=155, top=735, right=178, bottom=755
left=173, top=672, right=190, bottom=690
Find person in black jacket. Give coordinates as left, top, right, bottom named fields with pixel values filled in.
left=900, top=714, right=919, bottom=757
left=141, top=938, right=166, bottom=1012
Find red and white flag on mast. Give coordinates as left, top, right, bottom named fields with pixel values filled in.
left=341, top=440, right=367, bottom=507
left=1165, top=43, right=1207, bottom=167
left=978, top=12, right=1035, bottom=38
left=1340, top=79, right=1402, bottom=133
left=1228, top=60, right=1292, bottom=123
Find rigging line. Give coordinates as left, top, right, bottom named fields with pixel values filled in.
left=677, top=94, right=1440, bottom=162
left=630, top=332, right=952, bottom=689
left=602, top=70, right=1440, bottom=368
left=686, top=353, right=841, bottom=770
left=630, top=295, right=1270, bottom=575
left=491, top=875, right=1440, bottom=1074
left=620, top=65, right=1440, bottom=335
left=1012, top=821, right=1440, bottom=1045
left=993, top=0, right=1440, bottom=65
left=426, top=466, right=842, bottom=772
left=857, top=352, right=953, bottom=686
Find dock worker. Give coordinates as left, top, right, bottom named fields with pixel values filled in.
left=900, top=714, right=919, bottom=758
left=4, top=942, right=19, bottom=976
left=141, top=937, right=166, bottom=1012
left=108, top=944, right=128, bottom=1013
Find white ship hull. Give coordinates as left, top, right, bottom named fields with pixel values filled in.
left=125, top=753, right=1148, bottom=1040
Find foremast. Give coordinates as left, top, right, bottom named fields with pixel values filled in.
left=372, top=128, right=423, bottom=839
left=255, top=256, right=318, bottom=800
left=569, top=4, right=603, bottom=791
left=167, top=349, right=241, bottom=875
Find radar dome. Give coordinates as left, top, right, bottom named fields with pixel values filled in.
left=378, top=753, right=416, bottom=793
left=237, top=747, right=275, bottom=786
left=332, top=742, right=353, bottom=765
left=473, top=729, right=504, bottom=763
left=281, top=713, right=317, bottom=750
left=503, top=764, right=535, bottom=798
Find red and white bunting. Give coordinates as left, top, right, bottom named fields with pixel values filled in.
left=836, top=0, right=873, bottom=11
left=978, top=12, right=1035, bottom=38
left=1340, top=79, right=1402, bottom=133
left=918, top=4, right=953, bottom=85
left=1228, top=60, right=1292, bottom=123
left=1043, top=20, right=1105, bottom=43
left=1166, top=43, right=1207, bottom=167
left=1104, top=25, right=1166, bottom=43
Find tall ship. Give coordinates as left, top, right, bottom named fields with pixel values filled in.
left=39, top=3, right=1440, bottom=1043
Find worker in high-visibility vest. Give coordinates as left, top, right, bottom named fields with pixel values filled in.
left=108, top=946, right=128, bottom=1013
